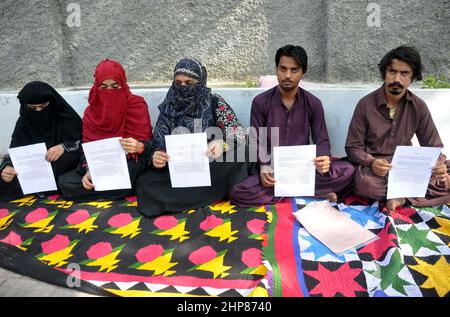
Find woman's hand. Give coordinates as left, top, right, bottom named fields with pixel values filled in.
left=1, top=166, right=17, bottom=183
left=153, top=151, right=170, bottom=169
left=206, top=140, right=224, bottom=159
left=82, top=171, right=95, bottom=190
left=120, top=138, right=144, bottom=154
left=45, top=145, right=65, bottom=162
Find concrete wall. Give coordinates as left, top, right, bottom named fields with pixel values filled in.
left=0, top=0, right=449, bottom=90
left=325, top=0, right=450, bottom=82
left=1, top=88, right=449, bottom=158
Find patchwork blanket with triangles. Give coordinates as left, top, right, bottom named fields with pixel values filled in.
left=263, top=196, right=450, bottom=297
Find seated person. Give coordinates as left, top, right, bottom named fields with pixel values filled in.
left=136, top=58, right=253, bottom=217
left=229, top=45, right=355, bottom=207
left=58, top=59, right=153, bottom=199
left=345, top=46, right=449, bottom=211
left=0, top=81, right=82, bottom=200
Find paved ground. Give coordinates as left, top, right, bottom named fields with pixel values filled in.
left=0, top=267, right=98, bottom=297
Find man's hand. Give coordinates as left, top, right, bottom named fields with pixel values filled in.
left=153, top=151, right=170, bottom=169
left=314, top=156, right=331, bottom=174
left=260, top=165, right=276, bottom=188
left=82, top=171, right=95, bottom=190
left=45, top=145, right=65, bottom=162
left=120, top=138, right=144, bottom=154
left=206, top=140, right=224, bottom=159
left=432, top=161, right=448, bottom=183
left=1, top=166, right=17, bottom=183
left=371, top=159, right=392, bottom=177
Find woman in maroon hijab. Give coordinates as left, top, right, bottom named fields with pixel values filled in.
left=59, top=59, right=153, bottom=199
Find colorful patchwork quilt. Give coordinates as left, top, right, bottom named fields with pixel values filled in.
left=263, top=196, right=450, bottom=297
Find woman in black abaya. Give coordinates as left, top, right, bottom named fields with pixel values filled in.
left=136, top=59, right=254, bottom=217
left=0, top=81, right=82, bottom=200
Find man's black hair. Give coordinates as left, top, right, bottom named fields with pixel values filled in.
left=378, top=46, right=423, bottom=81
left=275, top=45, right=308, bottom=74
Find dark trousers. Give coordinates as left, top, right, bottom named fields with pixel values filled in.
left=58, top=158, right=147, bottom=201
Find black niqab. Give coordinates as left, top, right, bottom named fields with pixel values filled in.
left=11, top=81, right=82, bottom=149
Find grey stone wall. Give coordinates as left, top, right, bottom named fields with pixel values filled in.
left=0, top=0, right=449, bottom=90
left=326, top=0, right=450, bottom=83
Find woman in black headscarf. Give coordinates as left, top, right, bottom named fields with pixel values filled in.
left=0, top=81, right=82, bottom=200
left=135, top=58, right=254, bottom=217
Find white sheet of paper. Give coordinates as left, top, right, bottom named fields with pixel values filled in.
left=273, top=145, right=316, bottom=197
left=294, top=200, right=378, bottom=254
left=387, top=146, right=442, bottom=199
left=8, top=143, right=57, bottom=195
left=165, top=133, right=211, bottom=188
left=82, top=137, right=131, bottom=191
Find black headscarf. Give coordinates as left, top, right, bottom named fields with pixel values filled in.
left=10, top=81, right=82, bottom=149
left=153, top=58, right=215, bottom=149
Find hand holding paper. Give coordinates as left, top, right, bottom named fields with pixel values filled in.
left=81, top=171, right=95, bottom=190
left=1, top=166, right=17, bottom=183
left=8, top=143, right=57, bottom=195
left=314, top=156, right=331, bottom=174
left=432, top=160, right=448, bottom=183
left=165, top=133, right=211, bottom=188
left=153, top=151, right=170, bottom=169
left=273, top=145, right=316, bottom=197
left=387, top=146, right=441, bottom=199
left=82, top=137, right=132, bottom=191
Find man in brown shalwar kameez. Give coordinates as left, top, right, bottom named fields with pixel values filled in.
left=345, top=46, right=449, bottom=211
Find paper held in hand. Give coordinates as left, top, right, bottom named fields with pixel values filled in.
left=293, top=200, right=378, bottom=254
left=82, top=137, right=132, bottom=191
left=8, top=143, right=58, bottom=195
left=165, top=133, right=211, bottom=188
left=273, top=145, right=316, bottom=197
left=387, top=146, right=441, bottom=199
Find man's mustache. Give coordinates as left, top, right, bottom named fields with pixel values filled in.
left=388, top=82, right=404, bottom=89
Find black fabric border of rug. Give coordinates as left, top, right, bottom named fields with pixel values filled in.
left=0, top=242, right=115, bottom=297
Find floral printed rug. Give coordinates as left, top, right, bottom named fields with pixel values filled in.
left=0, top=195, right=269, bottom=297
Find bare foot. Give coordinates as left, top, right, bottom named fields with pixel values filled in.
left=315, top=192, right=338, bottom=202
left=386, top=198, right=406, bottom=212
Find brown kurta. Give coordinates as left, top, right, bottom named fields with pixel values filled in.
left=345, top=85, right=449, bottom=205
